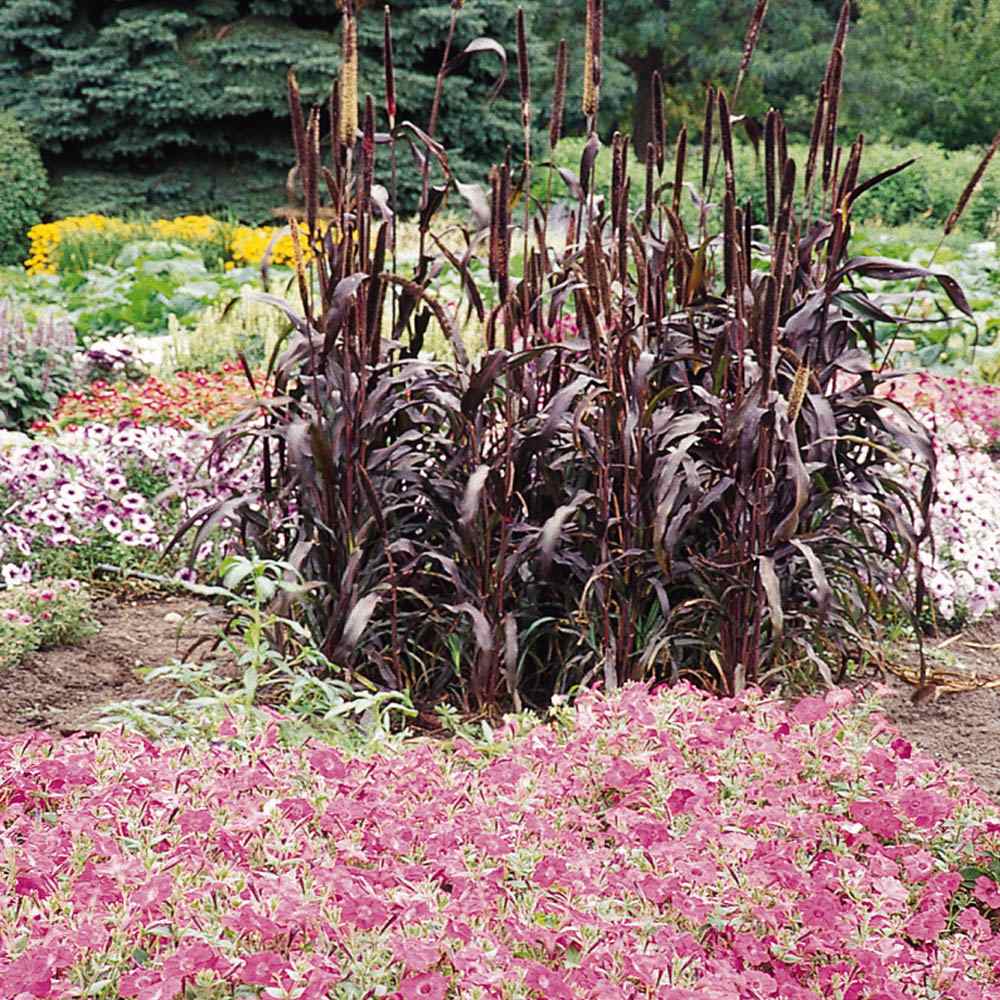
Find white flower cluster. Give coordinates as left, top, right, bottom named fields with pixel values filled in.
left=0, top=422, right=256, bottom=587
left=920, top=447, right=1000, bottom=621
left=907, top=398, right=1000, bottom=623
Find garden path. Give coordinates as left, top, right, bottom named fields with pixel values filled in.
left=873, top=615, right=1000, bottom=799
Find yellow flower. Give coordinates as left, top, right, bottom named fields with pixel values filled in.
left=24, top=214, right=136, bottom=274
left=227, top=223, right=330, bottom=268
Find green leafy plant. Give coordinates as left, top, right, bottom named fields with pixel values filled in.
left=0, top=299, right=76, bottom=429
left=0, top=112, right=46, bottom=267
left=54, top=227, right=235, bottom=276
left=54, top=252, right=256, bottom=345
left=160, top=287, right=291, bottom=374
left=0, top=578, right=97, bottom=669
left=826, top=226, right=1000, bottom=375
left=104, top=556, right=416, bottom=742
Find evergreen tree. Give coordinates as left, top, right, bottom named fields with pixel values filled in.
left=845, top=0, right=1000, bottom=149
left=0, top=0, right=530, bottom=218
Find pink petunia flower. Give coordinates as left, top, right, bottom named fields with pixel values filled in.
left=905, top=905, right=947, bottom=941
left=398, top=971, right=449, bottom=1000
left=972, top=875, right=1000, bottom=909
left=239, top=950, right=288, bottom=986
left=522, top=962, right=574, bottom=999
left=790, top=696, right=830, bottom=725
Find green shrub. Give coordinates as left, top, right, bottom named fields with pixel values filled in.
left=44, top=169, right=152, bottom=222
left=0, top=112, right=47, bottom=266
left=45, top=246, right=258, bottom=346
left=730, top=140, right=1000, bottom=235
left=545, top=138, right=1000, bottom=236
left=46, top=162, right=288, bottom=227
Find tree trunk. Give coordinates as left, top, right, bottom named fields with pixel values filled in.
left=630, top=51, right=664, bottom=162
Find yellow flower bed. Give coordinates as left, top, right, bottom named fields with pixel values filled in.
left=228, top=224, right=324, bottom=269
left=24, top=214, right=325, bottom=275
left=24, top=214, right=134, bottom=275
left=150, top=214, right=222, bottom=244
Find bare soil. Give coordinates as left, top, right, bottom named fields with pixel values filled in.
left=878, top=679, right=1000, bottom=799
left=2, top=594, right=999, bottom=802
left=0, top=591, right=227, bottom=737
left=868, top=615, right=1000, bottom=800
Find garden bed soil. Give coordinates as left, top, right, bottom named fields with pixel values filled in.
left=2, top=595, right=999, bottom=802
left=0, top=592, right=227, bottom=737
left=868, top=614, right=1000, bottom=799
left=878, top=678, right=1000, bottom=799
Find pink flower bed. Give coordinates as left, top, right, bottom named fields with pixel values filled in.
left=881, top=371, right=1000, bottom=451
left=2, top=685, right=999, bottom=998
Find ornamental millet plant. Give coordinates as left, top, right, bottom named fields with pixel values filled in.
left=188, top=0, right=987, bottom=712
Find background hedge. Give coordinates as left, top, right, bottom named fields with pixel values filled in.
left=731, top=141, right=1000, bottom=235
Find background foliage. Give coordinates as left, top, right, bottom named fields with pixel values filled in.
left=733, top=140, right=1000, bottom=235
left=535, top=0, right=1000, bottom=152
left=847, top=0, right=1000, bottom=150
left=0, top=0, right=528, bottom=220
left=0, top=111, right=47, bottom=265
left=3, top=1, right=1000, bottom=222
left=534, top=0, right=845, bottom=149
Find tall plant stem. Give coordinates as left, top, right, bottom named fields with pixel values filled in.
left=428, top=9, right=459, bottom=141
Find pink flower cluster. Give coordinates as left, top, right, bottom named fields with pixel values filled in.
left=883, top=372, right=1000, bottom=621
left=1, top=685, right=999, bottom=998
left=882, top=372, right=1000, bottom=451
